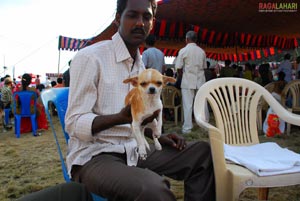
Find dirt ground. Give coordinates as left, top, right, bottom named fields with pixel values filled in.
left=0, top=115, right=300, bottom=201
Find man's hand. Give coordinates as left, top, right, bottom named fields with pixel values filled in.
left=142, top=109, right=160, bottom=126
left=119, top=105, right=132, bottom=124
left=159, top=133, right=186, bottom=150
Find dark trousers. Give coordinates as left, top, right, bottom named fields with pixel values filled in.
left=17, top=182, right=93, bottom=201
left=72, top=141, right=215, bottom=201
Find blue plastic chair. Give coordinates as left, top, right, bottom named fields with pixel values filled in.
left=40, top=88, right=107, bottom=201
left=13, top=91, right=38, bottom=138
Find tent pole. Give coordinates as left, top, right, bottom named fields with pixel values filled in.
left=57, top=49, right=61, bottom=75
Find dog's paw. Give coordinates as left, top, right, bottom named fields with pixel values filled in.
left=138, top=145, right=147, bottom=160
left=154, top=138, right=162, bottom=150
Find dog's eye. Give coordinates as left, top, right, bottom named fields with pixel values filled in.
left=140, top=82, right=147, bottom=87
left=156, top=81, right=162, bottom=86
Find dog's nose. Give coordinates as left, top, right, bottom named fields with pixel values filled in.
left=149, top=87, right=156, bottom=94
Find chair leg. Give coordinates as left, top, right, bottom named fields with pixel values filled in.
left=258, top=188, right=269, bottom=200
left=15, top=116, right=21, bottom=138
left=31, top=115, right=37, bottom=136
left=257, top=109, right=262, bottom=132
left=174, top=108, right=178, bottom=126
left=286, top=123, right=291, bottom=135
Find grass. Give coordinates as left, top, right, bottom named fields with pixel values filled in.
left=0, top=116, right=300, bottom=200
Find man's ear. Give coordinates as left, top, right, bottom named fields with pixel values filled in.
left=123, top=76, right=139, bottom=87
left=115, top=13, right=121, bottom=27
left=150, top=17, right=155, bottom=31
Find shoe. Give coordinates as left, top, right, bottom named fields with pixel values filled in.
left=4, top=124, right=12, bottom=129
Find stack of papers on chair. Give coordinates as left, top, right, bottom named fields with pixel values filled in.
left=224, top=142, right=300, bottom=176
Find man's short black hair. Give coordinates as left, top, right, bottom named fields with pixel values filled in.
left=284, top=53, right=291, bottom=60
left=116, top=0, right=157, bottom=16
left=225, top=59, right=231, bottom=66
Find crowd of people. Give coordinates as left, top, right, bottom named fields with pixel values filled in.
left=0, top=72, right=69, bottom=133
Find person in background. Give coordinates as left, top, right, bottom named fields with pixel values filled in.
left=276, top=53, right=293, bottom=82
left=63, top=60, right=71, bottom=87
left=45, top=76, right=52, bottom=88
left=142, top=34, right=165, bottom=73
left=263, top=71, right=287, bottom=137
left=243, top=62, right=253, bottom=80
left=219, top=59, right=236, bottom=77
left=36, top=84, right=45, bottom=93
left=65, top=0, right=215, bottom=200
left=51, top=80, right=57, bottom=87
left=205, top=61, right=216, bottom=82
left=1, top=77, right=14, bottom=129
left=35, top=75, right=41, bottom=87
left=259, top=63, right=273, bottom=86
left=15, top=73, right=48, bottom=134
left=54, top=77, right=64, bottom=88
left=175, top=30, right=207, bottom=134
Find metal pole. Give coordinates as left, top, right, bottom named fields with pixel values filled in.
left=57, top=49, right=61, bottom=75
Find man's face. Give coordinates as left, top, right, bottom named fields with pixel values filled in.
left=117, top=0, right=154, bottom=48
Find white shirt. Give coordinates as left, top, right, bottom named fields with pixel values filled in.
left=276, top=60, right=293, bottom=82
left=175, top=43, right=206, bottom=89
left=65, top=32, right=144, bottom=177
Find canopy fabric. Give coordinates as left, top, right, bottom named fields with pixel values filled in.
left=58, top=35, right=91, bottom=51
left=58, top=0, right=300, bottom=61
left=150, top=19, right=299, bottom=49
left=156, top=0, right=300, bottom=38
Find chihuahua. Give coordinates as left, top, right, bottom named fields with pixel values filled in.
left=123, top=69, right=176, bottom=160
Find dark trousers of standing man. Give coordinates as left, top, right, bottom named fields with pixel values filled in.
left=72, top=141, right=216, bottom=201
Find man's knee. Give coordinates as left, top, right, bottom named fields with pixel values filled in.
left=135, top=176, right=176, bottom=201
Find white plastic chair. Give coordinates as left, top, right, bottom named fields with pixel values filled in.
left=161, top=85, right=183, bottom=125
left=193, top=78, right=300, bottom=201
left=257, top=82, right=276, bottom=132
left=281, top=79, right=300, bottom=135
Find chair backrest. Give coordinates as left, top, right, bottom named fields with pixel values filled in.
left=13, top=91, right=37, bottom=116
left=258, top=81, right=277, bottom=114
left=41, top=87, right=107, bottom=201
left=161, top=85, right=181, bottom=108
left=40, top=87, right=70, bottom=181
left=194, top=78, right=300, bottom=146
left=281, top=79, right=300, bottom=110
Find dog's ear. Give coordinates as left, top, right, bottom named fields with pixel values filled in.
left=123, top=76, right=139, bottom=87
left=163, top=76, right=176, bottom=84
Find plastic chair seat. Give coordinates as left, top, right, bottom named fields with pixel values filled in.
left=13, top=91, right=38, bottom=138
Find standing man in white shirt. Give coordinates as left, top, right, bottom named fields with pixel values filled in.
left=142, top=34, right=165, bottom=73
left=175, top=30, right=207, bottom=134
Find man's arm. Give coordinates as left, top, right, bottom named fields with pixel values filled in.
left=91, top=105, right=132, bottom=134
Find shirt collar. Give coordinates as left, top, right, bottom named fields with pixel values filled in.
left=112, top=32, right=142, bottom=65
left=186, top=42, right=197, bottom=47
left=112, top=32, right=140, bottom=62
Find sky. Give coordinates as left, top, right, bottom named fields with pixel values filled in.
left=0, top=0, right=117, bottom=82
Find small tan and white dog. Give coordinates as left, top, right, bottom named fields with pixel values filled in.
left=123, top=69, right=176, bottom=160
